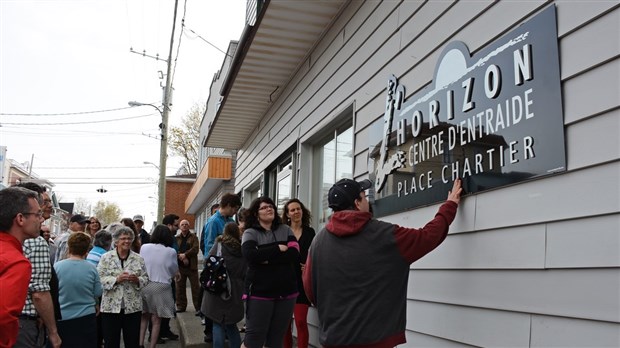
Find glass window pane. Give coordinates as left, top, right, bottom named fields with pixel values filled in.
left=318, top=137, right=336, bottom=227
left=276, top=173, right=291, bottom=215
left=335, top=127, right=353, bottom=180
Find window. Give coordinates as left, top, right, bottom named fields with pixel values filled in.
left=265, top=149, right=296, bottom=215
left=243, top=180, right=262, bottom=208
left=313, top=125, right=353, bottom=229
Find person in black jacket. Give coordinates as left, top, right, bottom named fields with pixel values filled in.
left=202, top=222, right=246, bottom=348
left=281, top=199, right=315, bottom=348
left=241, top=197, right=299, bottom=348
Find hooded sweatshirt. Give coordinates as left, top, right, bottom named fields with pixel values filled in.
left=303, top=200, right=458, bottom=348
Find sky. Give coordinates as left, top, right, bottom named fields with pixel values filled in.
left=0, top=0, right=246, bottom=227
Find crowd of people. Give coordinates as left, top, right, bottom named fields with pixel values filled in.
left=1, top=176, right=462, bottom=348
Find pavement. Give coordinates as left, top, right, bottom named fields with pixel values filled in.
left=175, top=296, right=207, bottom=348
left=176, top=285, right=246, bottom=348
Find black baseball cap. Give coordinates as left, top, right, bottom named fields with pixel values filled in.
left=328, top=178, right=372, bottom=211
left=70, top=214, right=90, bottom=224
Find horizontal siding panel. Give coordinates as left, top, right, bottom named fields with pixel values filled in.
left=380, top=191, right=477, bottom=235
left=546, top=214, right=620, bottom=268
left=300, top=35, right=402, bottom=140
left=559, top=7, right=620, bottom=80
left=562, top=58, right=620, bottom=125
left=413, top=225, right=546, bottom=269
left=353, top=150, right=368, bottom=178
left=354, top=1, right=464, bottom=128
left=531, top=315, right=620, bottom=347
left=278, top=1, right=392, bottom=140
left=409, top=269, right=620, bottom=322
left=566, top=109, right=620, bottom=170
left=407, top=301, right=531, bottom=347
left=474, top=162, right=620, bottom=231
left=309, top=0, right=363, bottom=70
left=404, top=331, right=476, bottom=348
left=556, top=0, right=619, bottom=37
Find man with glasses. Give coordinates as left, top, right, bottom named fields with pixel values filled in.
left=12, top=182, right=62, bottom=348
left=0, top=187, right=43, bottom=348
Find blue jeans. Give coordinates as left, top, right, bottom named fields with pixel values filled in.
left=213, top=322, right=241, bottom=348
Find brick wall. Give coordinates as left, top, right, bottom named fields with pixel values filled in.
left=165, top=179, right=195, bottom=227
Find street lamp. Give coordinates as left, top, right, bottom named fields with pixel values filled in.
left=143, top=161, right=159, bottom=169
left=129, top=101, right=168, bottom=223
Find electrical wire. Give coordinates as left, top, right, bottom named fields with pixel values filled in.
left=36, top=166, right=160, bottom=169
left=0, top=105, right=140, bottom=117
left=182, top=25, right=232, bottom=57
left=1, top=113, right=157, bottom=126
left=170, top=0, right=188, bottom=88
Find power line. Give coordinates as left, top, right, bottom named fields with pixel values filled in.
left=1, top=113, right=157, bottom=126
left=36, top=166, right=158, bottom=169
left=182, top=24, right=232, bottom=57
left=0, top=127, right=152, bottom=137
left=51, top=182, right=155, bottom=185
left=0, top=105, right=145, bottom=117
left=171, top=0, right=188, bottom=87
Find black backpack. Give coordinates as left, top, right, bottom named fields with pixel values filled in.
left=200, top=242, right=230, bottom=297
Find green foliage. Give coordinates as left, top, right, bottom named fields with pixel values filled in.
left=92, top=200, right=122, bottom=226
left=168, top=102, right=202, bottom=174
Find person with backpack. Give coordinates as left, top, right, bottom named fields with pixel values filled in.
left=201, top=194, right=241, bottom=342
left=202, top=222, right=247, bottom=348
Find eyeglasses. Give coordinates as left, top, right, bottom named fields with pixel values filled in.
left=43, top=199, right=53, bottom=206
left=118, top=237, right=133, bottom=241
left=258, top=205, right=274, bottom=211
left=22, top=211, right=43, bottom=218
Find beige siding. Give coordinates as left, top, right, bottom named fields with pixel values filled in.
left=231, top=1, right=620, bottom=346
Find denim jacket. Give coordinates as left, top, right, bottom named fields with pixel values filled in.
left=97, top=249, right=148, bottom=314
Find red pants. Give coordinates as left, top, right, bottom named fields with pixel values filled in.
left=283, top=303, right=309, bottom=348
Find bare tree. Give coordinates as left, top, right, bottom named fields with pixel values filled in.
left=74, top=197, right=91, bottom=215
left=168, top=102, right=202, bottom=174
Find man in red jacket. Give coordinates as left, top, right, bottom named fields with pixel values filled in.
left=0, top=187, right=44, bottom=348
left=304, top=178, right=462, bottom=348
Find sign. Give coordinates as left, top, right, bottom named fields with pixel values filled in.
left=369, top=6, right=565, bottom=216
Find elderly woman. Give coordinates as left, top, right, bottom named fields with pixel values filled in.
left=241, top=197, right=300, bottom=348
left=139, top=225, right=179, bottom=348
left=97, top=224, right=148, bottom=348
left=54, top=232, right=102, bottom=348
left=121, top=218, right=142, bottom=253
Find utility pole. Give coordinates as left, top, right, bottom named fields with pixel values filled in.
left=157, top=0, right=179, bottom=224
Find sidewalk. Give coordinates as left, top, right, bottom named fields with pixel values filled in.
left=175, top=299, right=207, bottom=348
left=176, top=261, right=245, bottom=348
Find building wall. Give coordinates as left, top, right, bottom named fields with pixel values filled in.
left=165, top=180, right=195, bottom=226
left=232, top=1, right=619, bottom=346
